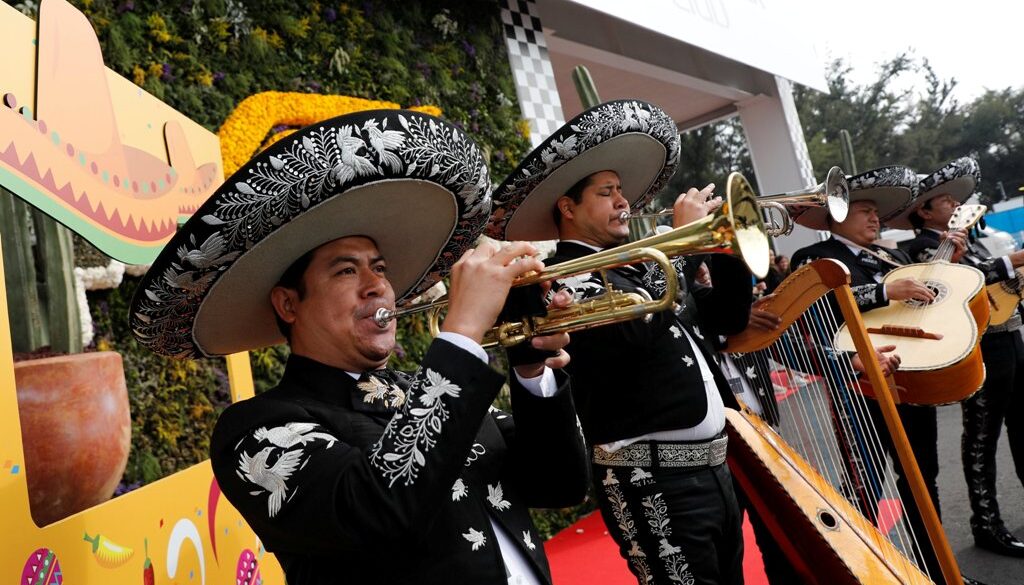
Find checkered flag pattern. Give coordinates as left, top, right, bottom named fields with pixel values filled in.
left=499, top=0, right=565, bottom=147
left=776, top=77, right=816, bottom=187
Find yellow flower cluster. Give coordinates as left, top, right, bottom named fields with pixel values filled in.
left=217, top=91, right=442, bottom=176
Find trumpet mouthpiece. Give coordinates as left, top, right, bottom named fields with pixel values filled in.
left=618, top=211, right=630, bottom=223
left=373, top=307, right=394, bottom=328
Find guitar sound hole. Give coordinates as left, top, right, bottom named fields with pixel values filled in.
left=817, top=509, right=839, bottom=530
left=903, top=280, right=948, bottom=308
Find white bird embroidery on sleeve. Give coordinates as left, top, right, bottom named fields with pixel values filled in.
left=745, top=366, right=757, bottom=379
left=452, top=478, right=468, bottom=501
left=420, top=369, right=461, bottom=406
left=463, top=528, right=487, bottom=551
left=252, top=423, right=337, bottom=449
left=487, top=483, right=511, bottom=511
left=237, top=446, right=304, bottom=518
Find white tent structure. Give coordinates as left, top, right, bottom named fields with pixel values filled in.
left=499, top=0, right=830, bottom=255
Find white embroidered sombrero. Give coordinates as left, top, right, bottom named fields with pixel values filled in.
left=886, top=157, right=980, bottom=229
left=130, top=110, right=491, bottom=358
left=486, top=100, right=680, bottom=241
left=798, top=165, right=917, bottom=229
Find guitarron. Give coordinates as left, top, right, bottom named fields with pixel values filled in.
left=833, top=204, right=989, bottom=405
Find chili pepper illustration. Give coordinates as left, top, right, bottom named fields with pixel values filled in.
left=83, top=531, right=135, bottom=568
left=143, top=538, right=155, bottom=585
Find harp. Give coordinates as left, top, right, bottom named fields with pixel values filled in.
left=723, top=259, right=962, bottom=584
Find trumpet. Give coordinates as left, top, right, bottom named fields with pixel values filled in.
left=623, top=166, right=849, bottom=237
left=373, top=171, right=769, bottom=348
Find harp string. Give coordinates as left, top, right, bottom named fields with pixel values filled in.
left=816, top=295, right=933, bottom=580
left=735, top=294, right=935, bottom=580
left=810, top=299, right=924, bottom=580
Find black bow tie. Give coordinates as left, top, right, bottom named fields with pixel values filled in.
left=356, top=370, right=406, bottom=410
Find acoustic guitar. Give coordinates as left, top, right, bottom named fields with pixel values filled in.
left=834, top=204, right=989, bottom=405
left=987, top=267, right=1024, bottom=326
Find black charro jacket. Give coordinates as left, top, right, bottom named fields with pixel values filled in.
left=792, top=237, right=912, bottom=313
left=210, top=339, right=588, bottom=585
left=546, top=242, right=751, bottom=445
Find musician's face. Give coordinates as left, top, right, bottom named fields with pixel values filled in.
left=559, top=170, right=630, bottom=247
left=919, top=193, right=959, bottom=227
left=833, top=200, right=879, bottom=246
left=273, top=236, right=396, bottom=371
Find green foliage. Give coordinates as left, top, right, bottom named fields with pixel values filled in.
left=88, top=276, right=230, bottom=485
left=794, top=55, right=1024, bottom=204
left=530, top=496, right=597, bottom=541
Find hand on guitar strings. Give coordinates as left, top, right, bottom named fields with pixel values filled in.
left=851, top=344, right=901, bottom=377
left=885, top=278, right=936, bottom=303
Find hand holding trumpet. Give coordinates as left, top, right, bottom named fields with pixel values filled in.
left=672, top=183, right=722, bottom=228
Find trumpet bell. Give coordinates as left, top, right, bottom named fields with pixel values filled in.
left=726, top=172, right=772, bottom=279
left=824, top=165, right=850, bottom=223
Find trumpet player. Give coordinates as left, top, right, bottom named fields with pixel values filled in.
left=130, top=110, right=589, bottom=585
left=489, top=100, right=754, bottom=585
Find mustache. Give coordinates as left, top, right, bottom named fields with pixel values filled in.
left=354, top=299, right=394, bottom=320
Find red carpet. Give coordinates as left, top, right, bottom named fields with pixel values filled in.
left=545, top=511, right=769, bottom=585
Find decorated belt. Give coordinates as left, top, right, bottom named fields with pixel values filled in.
left=988, top=312, right=1023, bottom=334
left=592, top=435, right=728, bottom=469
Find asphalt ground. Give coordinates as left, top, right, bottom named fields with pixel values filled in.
left=935, top=404, right=1024, bottom=585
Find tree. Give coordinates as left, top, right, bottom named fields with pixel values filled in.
left=793, top=56, right=916, bottom=173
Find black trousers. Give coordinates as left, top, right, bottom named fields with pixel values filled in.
left=961, top=330, right=1024, bottom=533
left=593, top=460, right=744, bottom=585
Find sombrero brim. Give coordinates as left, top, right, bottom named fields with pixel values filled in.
left=886, top=157, right=980, bottom=230
left=796, top=166, right=917, bottom=230
left=130, top=110, right=490, bottom=358
left=487, top=100, right=680, bottom=242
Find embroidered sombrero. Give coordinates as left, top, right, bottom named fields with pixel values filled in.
left=797, top=165, right=917, bottom=230
left=886, top=157, right=980, bottom=229
left=486, top=100, right=680, bottom=241
left=130, top=110, right=491, bottom=359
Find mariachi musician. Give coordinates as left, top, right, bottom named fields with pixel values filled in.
left=891, top=157, right=1024, bottom=558
left=488, top=100, right=753, bottom=585
left=129, top=110, right=589, bottom=585
left=791, top=165, right=987, bottom=585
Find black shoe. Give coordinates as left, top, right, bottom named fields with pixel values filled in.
left=974, top=525, right=1024, bottom=558
left=961, top=575, right=988, bottom=585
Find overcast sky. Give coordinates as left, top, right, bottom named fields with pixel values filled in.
left=800, top=1, right=1024, bottom=103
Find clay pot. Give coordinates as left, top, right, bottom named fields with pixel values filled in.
left=15, top=351, right=131, bottom=526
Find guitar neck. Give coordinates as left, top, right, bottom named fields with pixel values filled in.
left=932, top=238, right=956, bottom=262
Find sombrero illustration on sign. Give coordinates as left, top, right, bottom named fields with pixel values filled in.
left=130, top=109, right=491, bottom=359
left=486, top=100, right=680, bottom=241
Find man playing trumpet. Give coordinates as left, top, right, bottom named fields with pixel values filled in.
left=489, top=100, right=753, bottom=585
left=130, top=110, right=589, bottom=585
